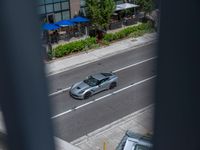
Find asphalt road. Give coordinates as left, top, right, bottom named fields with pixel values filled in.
left=48, top=43, right=157, bottom=142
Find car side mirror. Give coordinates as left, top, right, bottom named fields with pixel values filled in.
left=86, top=76, right=90, bottom=79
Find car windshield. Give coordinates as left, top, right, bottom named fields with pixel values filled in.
left=134, top=144, right=151, bottom=150
left=83, top=76, right=99, bottom=86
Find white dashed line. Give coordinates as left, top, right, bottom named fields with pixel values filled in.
left=49, top=87, right=71, bottom=96
left=113, top=56, right=157, bottom=73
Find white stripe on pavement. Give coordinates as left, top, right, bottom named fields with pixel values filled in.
left=51, top=75, right=156, bottom=119
left=49, top=87, right=71, bottom=96
left=49, top=57, right=157, bottom=97
left=51, top=109, right=73, bottom=119
left=113, top=56, right=157, bottom=73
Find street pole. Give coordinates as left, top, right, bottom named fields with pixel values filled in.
left=103, top=142, right=106, bottom=150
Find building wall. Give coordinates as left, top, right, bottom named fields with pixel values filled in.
left=70, top=0, right=80, bottom=18
left=37, top=0, right=71, bottom=23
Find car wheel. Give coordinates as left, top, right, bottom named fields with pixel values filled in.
left=109, top=82, right=117, bottom=89
left=84, top=92, right=91, bottom=99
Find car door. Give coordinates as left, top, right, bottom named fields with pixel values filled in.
left=97, top=78, right=109, bottom=92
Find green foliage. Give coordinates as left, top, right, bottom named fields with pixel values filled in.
left=135, top=0, right=154, bottom=14
left=103, top=23, right=154, bottom=42
left=99, top=0, right=116, bottom=29
left=52, top=23, right=154, bottom=58
left=53, top=37, right=98, bottom=58
left=85, top=0, right=101, bottom=28
left=103, top=33, right=114, bottom=42
left=86, top=0, right=116, bottom=30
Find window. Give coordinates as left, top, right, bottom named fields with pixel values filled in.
left=37, top=5, right=46, bottom=14
left=53, top=0, right=60, bottom=2
left=45, top=0, right=53, bottom=4
left=54, top=12, right=62, bottom=22
left=115, top=0, right=124, bottom=4
left=46, top=4, right=53, bottom=13
left=80, top=0, right=86, bottom=7
left=62, top=11, right=70, bottom=20
left=135, top=144, right=150, bottom=150
left=54, top=3, right=61, bottom=11
left=37, top=0, right=45, bottom=5
left=61, top=1, right=69, bottom=10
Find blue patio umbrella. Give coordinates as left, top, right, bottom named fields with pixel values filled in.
left=42, top=23, right=60, bottom=31
left=55, top=20, right=76, bottom=27
left=70, top=16, right=90, bottom=23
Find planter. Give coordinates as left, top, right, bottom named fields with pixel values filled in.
left=123, top=18, right=137, bottom=26
left=109, top=21, right=122, bottom=30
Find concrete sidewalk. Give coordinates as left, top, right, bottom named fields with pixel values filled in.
left=71, top=105, right=154, bottom=150
left=46, top=33, right=157, bottom=76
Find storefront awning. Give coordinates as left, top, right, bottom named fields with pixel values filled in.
left=55, top=20, right=75, bottom=27
left=70, top=16, right=90, bottom=23
left=116, top=3, right=139, bottom=11
left=42, top=23, right=60, bottom=31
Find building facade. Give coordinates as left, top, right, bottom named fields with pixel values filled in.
left=37, top=0, right=134, bottom=23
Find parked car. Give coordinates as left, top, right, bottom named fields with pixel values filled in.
left=69, top=72, right=118, bottom=99
left=116, top=131, right=153, bottom=150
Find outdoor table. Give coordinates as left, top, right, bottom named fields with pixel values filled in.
left=58, top=31, right=66, bottom=40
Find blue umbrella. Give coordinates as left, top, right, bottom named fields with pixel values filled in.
left=42, top=23, right=60, bottom=31
left=70, top=16, right=90, bottom=23
left=55, top=20, right=76, bottom=27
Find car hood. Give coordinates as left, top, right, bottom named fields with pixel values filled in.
left=71, top=81, right=91, bottom=93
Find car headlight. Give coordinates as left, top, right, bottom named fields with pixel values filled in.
left=78, top=90, right=85, bottom=94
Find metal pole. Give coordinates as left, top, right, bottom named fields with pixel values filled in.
left=0, top=0, right=56, bottom=150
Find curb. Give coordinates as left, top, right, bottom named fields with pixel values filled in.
left=55, top=137, right=82, bottom=150
left=71, top=104, right=154, bottom=145
left=46, top=37, right=157, bottom=76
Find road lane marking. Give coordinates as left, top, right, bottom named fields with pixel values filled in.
left=49, top=87, right=71, bottom=96
left=113, top=56, right=157, bottom=73
left=49, top=57, right=157, bottom=97
left=51, top=109, right=73, bottom=119
left=51, top=75, right=156, bottom=119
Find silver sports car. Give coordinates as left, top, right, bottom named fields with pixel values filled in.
left=69, top=72, right=118, bottom=99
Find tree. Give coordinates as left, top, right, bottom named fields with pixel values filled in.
left=86, top=0, right=116, bottom=30
left=135, top=0, right=154, bottom=15
left=99, top=0, right=116, bottom=30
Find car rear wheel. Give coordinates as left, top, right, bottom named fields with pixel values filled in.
left=109, top=82, right=117, bottom=89
left=84, top=92, right=91, bottom=99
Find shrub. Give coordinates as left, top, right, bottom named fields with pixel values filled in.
left=103, top=33, right=114, bottom=42
left=101, top=40, right=110, bottom=45
left=103, top=22, right=154, bottom=42
left=53, top=23, right=154, bottom=58
left=54, top=37, right=97, bottom=58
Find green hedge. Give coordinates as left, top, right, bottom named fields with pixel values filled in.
left=53, top=37, right=98, bottom=58
left=103, top=23, right=154, bottom=43
left=51, top=23, right=154, bottom=58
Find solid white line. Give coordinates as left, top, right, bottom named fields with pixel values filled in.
left=113, top=56, right=157, bottom=73
left=49, top=57, right=157, bottom=97
left=51, top=75, right=156, bottom=119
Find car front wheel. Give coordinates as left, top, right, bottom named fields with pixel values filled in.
left=84, top=92, right=91, bottom=99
